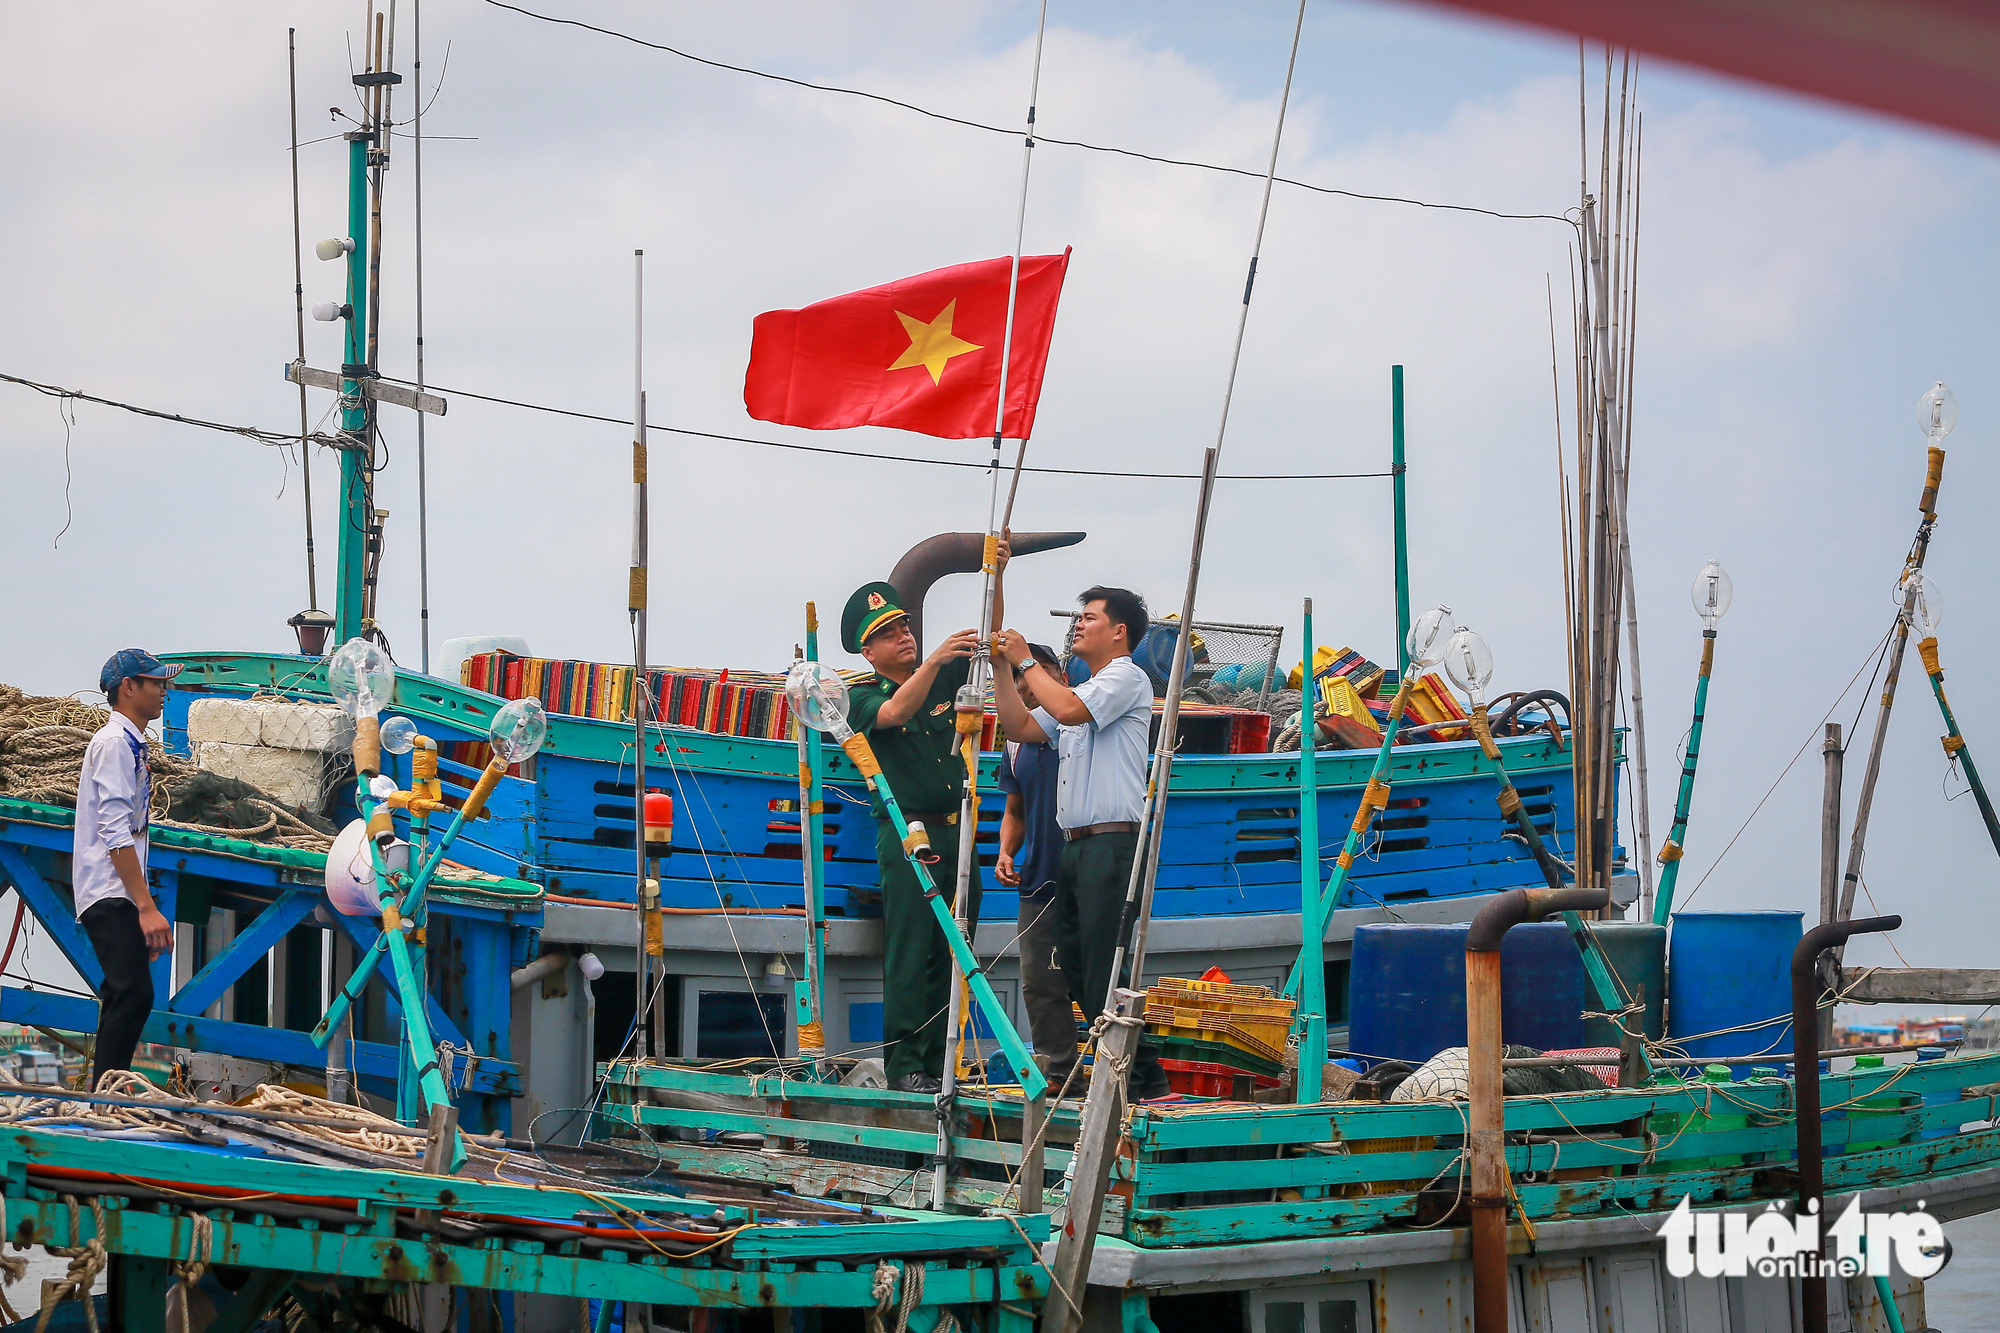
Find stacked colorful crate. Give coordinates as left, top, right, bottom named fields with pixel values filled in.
left=1144, top=976, right=1296, bottom=1097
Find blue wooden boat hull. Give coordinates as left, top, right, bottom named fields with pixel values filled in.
left=159, top=652, right=1617, bottom=921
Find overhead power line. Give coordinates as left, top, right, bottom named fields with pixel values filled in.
left=0, top=372, right=347, bottom=450
left=379, top=375, right=1394, bottom=481
left=0, top=369, right=1391, bottom=482
left=479, top=0, right=1571, bottom=227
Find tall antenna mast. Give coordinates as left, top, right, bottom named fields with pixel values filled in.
left=933, top=0, right=1051, bottom=1215
left=413, top=0, right=432, bottom=673
left=287, top=29, right=319, bottom=614
left=1043, top=8, right=1309, bottom=1328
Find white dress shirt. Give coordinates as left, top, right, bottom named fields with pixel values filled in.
left=72, top=713, right=151, bottom=916
left=1031, top=654, right=1153, bottom=830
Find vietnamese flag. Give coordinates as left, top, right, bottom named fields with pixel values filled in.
left=744, top=250, right=1070, bottom=441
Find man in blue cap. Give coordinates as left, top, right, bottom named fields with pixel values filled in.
left=75, top=649, right=180, bottom=1089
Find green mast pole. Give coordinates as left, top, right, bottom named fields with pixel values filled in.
left=1917, top=636, right=2000, bottom=857
left=795, top=604, right=831, bottom=1075
left=1652, top=633, right=1714, bottom=924
left=1392, top=366, right=1411, bottom=678
left=333, top=128, right=371, bottom=645
left=1295, top=599, right=1325, bottom=1102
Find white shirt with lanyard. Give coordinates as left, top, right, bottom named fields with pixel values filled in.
left=72, top=713, right=152, bottom=916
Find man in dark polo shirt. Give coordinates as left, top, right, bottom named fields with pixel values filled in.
left=995, top=643, right=1075, bottom=1077
left=841, top=541, right=1007, bottom=1093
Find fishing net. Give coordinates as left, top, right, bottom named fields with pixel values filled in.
left=0, top=682, right=332, bottom=850
left=1050, top=613, right=1286, bottom=710
left=1391, top=1045, right=1608, bottom=1101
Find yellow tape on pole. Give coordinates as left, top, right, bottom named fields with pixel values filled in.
left=840, top=732, right=883, bottom=780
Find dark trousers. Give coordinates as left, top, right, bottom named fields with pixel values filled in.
left=1053, top=831, right=1162, bottom=1081
left=875, top=817, right=982, bottom=1082
left=1016, top=895, right=1077, bottom=1067
left=80, top=898, right=155, bottom=1091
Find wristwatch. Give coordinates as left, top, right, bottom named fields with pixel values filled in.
left=1014, top=652, right=1036, bottom=671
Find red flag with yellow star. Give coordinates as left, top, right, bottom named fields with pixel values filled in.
left=744, top=250, right=1070, bottom=440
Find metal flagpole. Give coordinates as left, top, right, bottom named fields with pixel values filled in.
left=632, top=253, right=651, bottom=1063
left=1045, top=7, right=1309, bottom=1328
left=934, top=0, right=1050, bottom=1214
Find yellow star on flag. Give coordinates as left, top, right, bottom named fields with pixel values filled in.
left=888, top=300, right=983, bottom=385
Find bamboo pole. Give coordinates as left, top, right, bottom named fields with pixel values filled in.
left=1295, top=599, right=1324, bottom=1103
left=1919, top=636, right=2000, bottom=857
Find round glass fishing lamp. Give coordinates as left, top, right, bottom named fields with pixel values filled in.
left=786, top=661, right=852, bottom=735
left=1896, top=572, right=1943, bottom=637
left=1407, top=605, right=1454, bottom=672
left=379, top=716, right=418, bottom=755
left=1691, top=560, right=1733, bottom=631
left=489, top=697, right=549, bottom=765
left=1919, top=381, right=1959, bottom=443
left=328, top=638, right=396, bottom=718
left=1443, top=627, right=1495, bottom=707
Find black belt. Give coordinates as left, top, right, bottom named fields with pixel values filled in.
left=901, top=811, right=959, bottom=826
left=1065, top=821, right=1140, bottom=842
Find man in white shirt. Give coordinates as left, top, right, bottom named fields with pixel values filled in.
left=74, top=648, right=178, bottom=1089
left=993, top=588, right=1169, bottom=1100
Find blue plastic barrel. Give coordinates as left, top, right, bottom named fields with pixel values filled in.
left=1347, top=922, right=1585, bottom=1066
left=1667, top=911, right=1801, bottom=1067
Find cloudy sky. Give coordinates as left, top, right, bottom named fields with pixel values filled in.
left=3, top=1, right=1998, bottom=997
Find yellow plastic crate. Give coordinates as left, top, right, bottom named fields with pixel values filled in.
left=1143, top=1006, right=1288, bottom=1065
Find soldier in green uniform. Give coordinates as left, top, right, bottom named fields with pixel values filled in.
left=841, top=540, right=1008, bottom=1093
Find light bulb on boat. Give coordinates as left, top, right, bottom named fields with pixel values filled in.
left=328, top=638, right=396, bottom=718
left=577, top=952, right=606, bottom=981
left=315, top=237, right=355, bottom=261
left=379, top=716, right=418, bottom=755
left=1406, top=605, right=1453, bottom=672
left=310, top=301, right=352, bottom=322
left=1443, top=627, right=1495, bottom=706
left=1919, top=381, right=1958, bottom=443
left=488, top=697, right=548, bottom=764
left=1897, top=572, right=1942, bottom=637
left=1691, top=560, right=1733, bottom=630
left=786, top=661, right=853, bottom=737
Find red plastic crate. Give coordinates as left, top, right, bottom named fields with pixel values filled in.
left=1159, top=1057, right=1281, bottom=1100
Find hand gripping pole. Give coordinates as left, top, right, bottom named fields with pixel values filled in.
left=840, top=732, right=1049, bottom=1102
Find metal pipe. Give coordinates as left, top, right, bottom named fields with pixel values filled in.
left=1391, top=365, right=1410, bottom=677
left=413, top=0, right=431, bottom=672
left=1295, top=598, right=1324, bottom=1102
left=1793, top=914, right=1901, bottom=1333
left=510, top=949, right=570, bottom=993
left=632, top=255, right=650, bottom=1064
left=1467, top=885, right=1609, bottom=1333
left=1819, top=722, right=1845, bottom=1050
left=1651, top=629, right=1714, bottom=923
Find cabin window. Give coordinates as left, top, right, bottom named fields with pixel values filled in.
left=1249, top=1283, right=1372, bottom=1333
left=1323, top=958, right=1350, bottom=1026
left=695, top=990, right=786, bottom=1059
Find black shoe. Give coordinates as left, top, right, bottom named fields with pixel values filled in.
left=891, top=1072, right=942, bottom=1094
left=1129, top=1063, right=1172, bottom=1102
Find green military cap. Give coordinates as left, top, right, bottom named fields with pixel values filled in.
left=841, top=581, right=908, bottom=654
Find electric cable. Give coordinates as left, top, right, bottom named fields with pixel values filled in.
left=479, top=0, right=1570, bottom=227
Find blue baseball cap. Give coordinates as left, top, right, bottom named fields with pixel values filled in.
left=99, top=648, right=183, bottom=696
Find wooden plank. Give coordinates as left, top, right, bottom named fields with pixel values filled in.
left=9, top=1194, right=1038, bottom=1307
left=597, top=1100, right=1067, bottom=1171
left=1842, top=967, right=2000, bottom=1004
left=286, top=361, right=447, bottom=416
left=1123, top=1124, right=2000, bottom=1247
left=623, top=1138, right=1030, bottom=1210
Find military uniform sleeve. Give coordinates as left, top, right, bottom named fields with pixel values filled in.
left=847, top=677, right=891, bottom=733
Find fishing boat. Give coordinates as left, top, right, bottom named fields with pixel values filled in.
left=4, top=3, right=1997, bottom=1331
